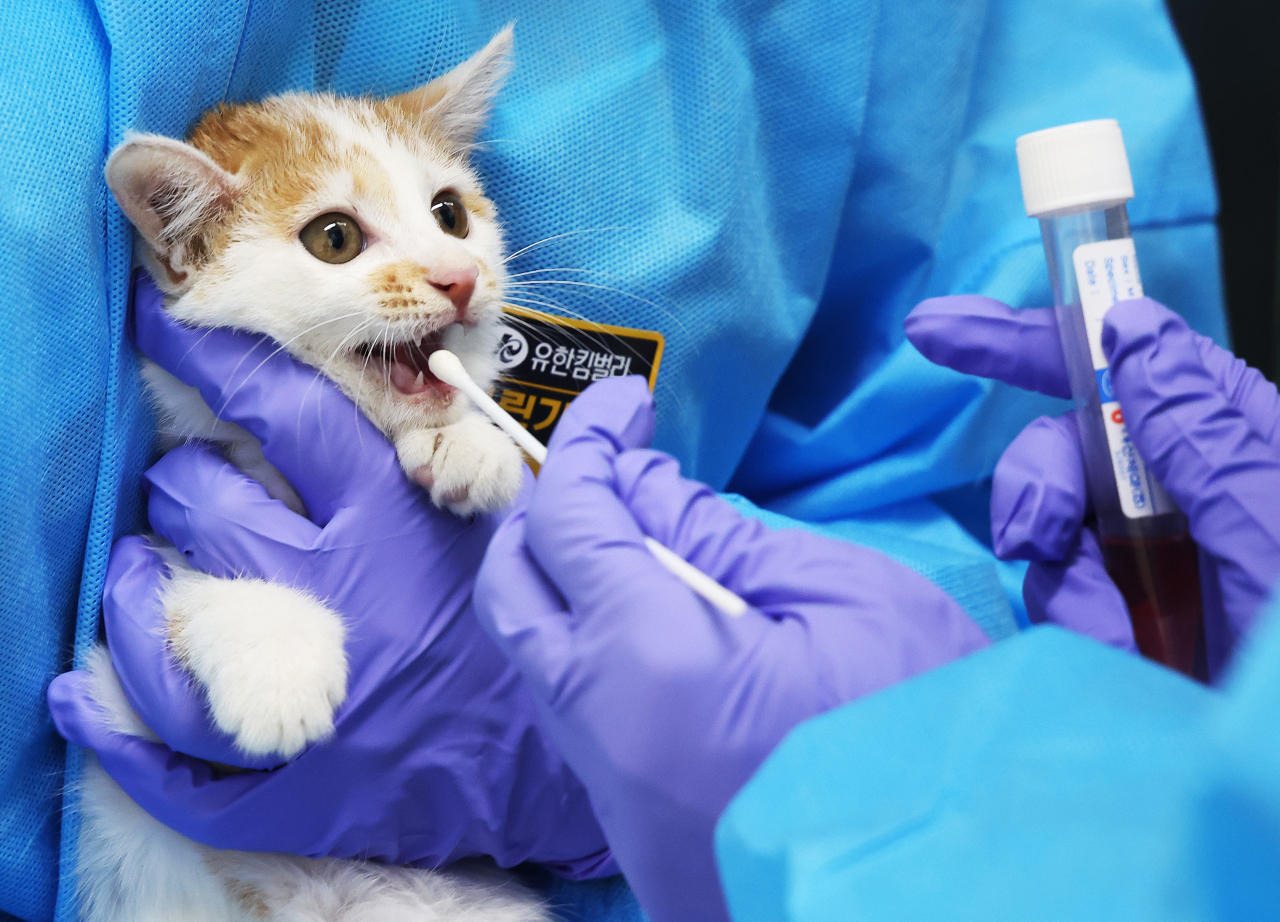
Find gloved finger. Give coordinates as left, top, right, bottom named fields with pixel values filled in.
left=48, top=668, right=281, bottom=848
left=611, top=449, right=760, bottom=581
left=47, top=667, right=269, bottom=800
left=102, top=536, right=288, bottom=768
left=990, top=413, right=1088, bottom=562
left=905, top=296, right=1071, bottom=398
left=473, top=506, right=575, bottom=704
left=146, top=442, right=321, bottom=581
left=47, top=669, right=125, bottom=750
left=53, top=664, right=396, bottom=858
left=611, top=448, right=836, bottom=607
left=610, top=447, right=989, bottom=660
left=544, top=375, right=657, bottom=455
left=1189, top=325, right=1280, bottom=444
left=527, top=377, right=758, bottom=630
left=1102, top=300, right=1280, bottom=581
left=131, top=271, right=406, bottom=526
left=1024, top=529, right=1137, bottom=653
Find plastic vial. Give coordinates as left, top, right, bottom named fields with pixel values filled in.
left=1016, top=120, right=1205, bottom=680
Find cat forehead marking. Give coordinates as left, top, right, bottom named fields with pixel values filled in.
left=188, top=95, right=477, bottom=237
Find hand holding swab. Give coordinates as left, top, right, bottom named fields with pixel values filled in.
left=427, top=350, right=749, bottom=617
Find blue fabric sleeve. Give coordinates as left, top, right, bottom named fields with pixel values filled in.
left=717, top=605, right=1280, bottom=922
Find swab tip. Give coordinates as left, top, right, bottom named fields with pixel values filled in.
left=428, top=348, right=549, bottom=464
left=426, top=349, right=468, bottom=388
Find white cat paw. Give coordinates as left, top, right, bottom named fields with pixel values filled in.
left=396, top=414, right=524, bottom=515
left=163, top=573, right=348, bottom=759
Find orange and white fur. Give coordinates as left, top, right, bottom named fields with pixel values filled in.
left=76, top=28, right=550, bottom=921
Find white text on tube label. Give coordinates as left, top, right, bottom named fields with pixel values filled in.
left=1072, top=238, right=1175, bottom=519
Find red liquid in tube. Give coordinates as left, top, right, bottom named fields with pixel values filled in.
left=1099, top=533, right=1206, bottom=680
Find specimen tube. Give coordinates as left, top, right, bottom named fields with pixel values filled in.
left=1017, top=120, right=1205, bottom=679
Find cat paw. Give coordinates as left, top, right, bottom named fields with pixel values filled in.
left=396, top=414, right=525, bottom=515
left=164, top=573, right=348, bottom=759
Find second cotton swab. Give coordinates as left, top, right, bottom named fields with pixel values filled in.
left=427, top=349, right=749, bottom=617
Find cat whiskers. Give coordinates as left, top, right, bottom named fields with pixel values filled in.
left=500, top=225, right=688, bottom=345
left=504, top=278, right=684, bottom=331
left=500, top=297, right=657, bottom=374
left=212, top=310, right=371, bottom=421
left=501, top=227, right=629, bottom=266
left=300, top=315, right=391, bottom=451
left=499, top=279, right=690, bottom=416
left=500, top=282, right=666, bottom=370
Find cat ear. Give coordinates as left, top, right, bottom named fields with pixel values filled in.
left=390, top=24, right=514, bottom=152
left=105, top=133, right=242, bottom=278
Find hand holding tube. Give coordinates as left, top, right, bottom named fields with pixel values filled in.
left=472, top=376, right=989, bottom=922
left=906, top=295, right=1280, bottom=676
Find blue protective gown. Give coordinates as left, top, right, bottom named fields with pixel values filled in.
left=0, top=0, right=1227, bottom=919
left=718, top=609, right=1280, bottom=922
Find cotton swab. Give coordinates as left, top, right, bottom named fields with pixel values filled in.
left=428, top=350, right=553, bottom=465
left=427, top=350, right=749, bottom=617
left=637, top=535, right=750, bottom=618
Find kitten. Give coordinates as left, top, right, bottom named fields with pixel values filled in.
left=76, top=27, right=549, bottom=921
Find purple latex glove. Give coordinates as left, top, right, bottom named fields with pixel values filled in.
left=471, top=376, right=990, bottom=922
left=905, top=295, right=1280, bottom=676
left=46, top=272, right=613, bottom=876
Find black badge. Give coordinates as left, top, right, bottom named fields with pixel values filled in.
left=492, top=306, right=664, bottom=448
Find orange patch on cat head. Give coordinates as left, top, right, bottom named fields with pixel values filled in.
left=461, top=190, right=494, bottom=221
left=175, top=90, right=495, bottom=277
left=369, top=260, right=431, bottom=313
left=186, top=99, right=340, bottom=239
left=370, top=260, right=427, bottom=293
left=186, top=96, right=412, bottom=240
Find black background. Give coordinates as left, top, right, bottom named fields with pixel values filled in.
left=1165, top=0, right=1280, bottom=382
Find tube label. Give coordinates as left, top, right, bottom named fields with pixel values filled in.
left=1072, top=238, right=1175, bottom=519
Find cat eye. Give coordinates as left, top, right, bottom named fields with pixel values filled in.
left=299, top=212, right=364, bottom=264
left=431, top=191, right=469, bottom=239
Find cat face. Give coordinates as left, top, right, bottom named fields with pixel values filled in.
left=106, top=27, right=514, bottom=439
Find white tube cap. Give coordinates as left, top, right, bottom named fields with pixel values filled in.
left=1016, top=119, right=1134, bottom=217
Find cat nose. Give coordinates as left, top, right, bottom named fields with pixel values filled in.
left=428, top=265, right=478, bottom=315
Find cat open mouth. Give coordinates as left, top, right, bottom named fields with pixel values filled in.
left=354, top=332, right=452, bottom=396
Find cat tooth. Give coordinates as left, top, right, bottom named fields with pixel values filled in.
left=415, top=371, right=425, bottom=387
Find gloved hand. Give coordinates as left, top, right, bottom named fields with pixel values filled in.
left=471, top=376, right=990, bottom=922
left=46, top=272, right=613, bottom=876
left=905, top=295, right=1280, bottom=677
